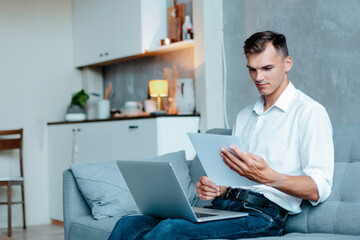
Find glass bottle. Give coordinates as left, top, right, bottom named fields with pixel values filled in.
left=182, top=15, right=193, bottom=40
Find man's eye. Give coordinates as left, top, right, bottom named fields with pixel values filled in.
left=264, top=67, right=272, bottom=71
left=249, top=69, right=256, bottom=72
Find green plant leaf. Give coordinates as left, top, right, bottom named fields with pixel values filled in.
left=71, top=89, right=89, bottom=107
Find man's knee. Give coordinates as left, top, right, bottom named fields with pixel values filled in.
left=109, top=215, right=159, bottom=240
left=108, top=216, right=135, bottom=240
left=115, top=215, right=138, bottom=230
left=149, top=219, right=188, bottom=239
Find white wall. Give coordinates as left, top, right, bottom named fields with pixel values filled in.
left=193, top=0, right=225, bottom=132
left=0, top=0, right=82, bottom=227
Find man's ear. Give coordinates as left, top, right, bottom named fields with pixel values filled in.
left=284, top=56, right=293, bottom=73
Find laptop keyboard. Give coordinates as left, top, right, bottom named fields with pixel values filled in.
left=195, top=212, right=218, bottom=218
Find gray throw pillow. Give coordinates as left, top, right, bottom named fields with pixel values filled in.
left=70, top=150, right=197, bottom=220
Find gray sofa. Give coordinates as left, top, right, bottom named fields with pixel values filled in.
left=63, top=126, right=360, bottom=240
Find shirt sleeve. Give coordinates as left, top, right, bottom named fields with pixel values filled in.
left=299, top=103, right=334, bottom=206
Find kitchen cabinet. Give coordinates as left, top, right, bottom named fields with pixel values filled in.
left=73, top=0, right=166, bottom=67
left=48, top=116, right=199, bottom=221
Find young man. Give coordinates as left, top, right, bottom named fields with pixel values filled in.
left=108, top=31, right=334, bottom=239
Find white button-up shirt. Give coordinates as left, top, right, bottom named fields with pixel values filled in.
left=232, top=82, right=334, bottom=214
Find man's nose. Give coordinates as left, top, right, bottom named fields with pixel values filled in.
left=254, top=71, right=264, bottom=82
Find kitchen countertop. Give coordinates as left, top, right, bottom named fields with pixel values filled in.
left=47, top=113, right=200, bottom=125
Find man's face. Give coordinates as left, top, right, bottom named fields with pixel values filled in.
left=246, top=43, right=292, bottom=99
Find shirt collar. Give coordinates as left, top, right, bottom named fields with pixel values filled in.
left=253, top=82, right=296, bottom=114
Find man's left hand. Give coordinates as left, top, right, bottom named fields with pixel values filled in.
left=221, top=145, right=278, bottom=185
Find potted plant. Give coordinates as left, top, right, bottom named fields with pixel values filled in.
left=65, top=89, right=89, bottom=121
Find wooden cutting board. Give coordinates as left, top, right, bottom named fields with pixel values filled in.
left=167, top=3, right=185, bottom=41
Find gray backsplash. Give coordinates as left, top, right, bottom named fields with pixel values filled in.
left=103, top=48, right=194, bottom=110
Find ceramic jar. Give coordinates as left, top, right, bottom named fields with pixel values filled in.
left=175, top=78, right=195, bottom=114
left=97, top=100, right=110, bottom=119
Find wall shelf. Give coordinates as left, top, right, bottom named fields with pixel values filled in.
left=89, top=40, right=194, bottom=68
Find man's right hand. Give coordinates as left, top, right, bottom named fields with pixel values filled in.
left=196, top=176, right=227, bottom=200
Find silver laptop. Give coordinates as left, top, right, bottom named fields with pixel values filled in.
left=117, top=161, right=248, bottom=222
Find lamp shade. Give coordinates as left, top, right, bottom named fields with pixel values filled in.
left=149, top=80, right=168, bottom=97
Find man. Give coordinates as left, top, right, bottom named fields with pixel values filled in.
left=108, top=31, right=334, bottom=239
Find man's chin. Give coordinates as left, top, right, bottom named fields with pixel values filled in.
left=257, top=89, right=268, bottom=95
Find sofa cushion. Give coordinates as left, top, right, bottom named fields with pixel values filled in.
left=285, top=125, right=360, bottom=236
left=70, top=150, right=197, bottom=220
left=69, top=215, right=118, bottom=240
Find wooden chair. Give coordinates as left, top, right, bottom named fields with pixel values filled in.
left=0, top=129, right=26, bottom=237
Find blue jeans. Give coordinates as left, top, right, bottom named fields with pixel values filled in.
left=108, top=198, right=287, bottom=240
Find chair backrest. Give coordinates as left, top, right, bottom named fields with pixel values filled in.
left=0, top=129, right=24, bottom=177
left=285, top=125, right=360, bottom=235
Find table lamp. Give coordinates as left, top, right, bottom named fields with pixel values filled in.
left=149, top=80, right=168, bottom=114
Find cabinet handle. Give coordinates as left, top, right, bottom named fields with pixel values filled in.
left=105, top=52, right=109, bottom=56
left=129, top=125, right=139, bottom=129
left=99, top=53, right=103, bottom=57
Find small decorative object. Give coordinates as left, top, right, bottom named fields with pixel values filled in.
left=160, top=38, right=175, bottom=46
left=110, top=109, right=121, bottom=118
left=149, top=80, right=168, bottom=115
left=182, top=15, right=193, bottom=40
left=65, top=89, right=89, bottom=121
left=162, top=65, right=179, bottom=114
left=97, top=82, right=113, bottom=119
left=144, top=99, right=157, bottom=113
left=121, top=101, right=143, bottom=115
left=175, top=78, right=195, bottom=114
left=97, top=100, right=110, bottom=119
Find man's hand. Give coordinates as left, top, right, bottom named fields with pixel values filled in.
left=220, top=145, right=278, bottom=185
left=196, top=176, right=227, bottom=201
left=221, top=145, right=320, bottom=201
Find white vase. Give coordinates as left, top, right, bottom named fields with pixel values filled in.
left=175, top=78, right=195, bottom=114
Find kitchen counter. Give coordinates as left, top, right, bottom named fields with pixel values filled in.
left=47, top=113, right=200, bottom=125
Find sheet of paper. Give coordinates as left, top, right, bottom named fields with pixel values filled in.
left=187, top=133, right=257, bottom=187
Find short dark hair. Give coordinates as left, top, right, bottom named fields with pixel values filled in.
left=244, top=31, right=288, bottom=59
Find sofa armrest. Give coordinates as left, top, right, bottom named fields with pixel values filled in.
left=63, top=169, right=92, bottom=240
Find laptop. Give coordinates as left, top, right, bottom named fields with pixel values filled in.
left=117, top=161, right=248, bottom=222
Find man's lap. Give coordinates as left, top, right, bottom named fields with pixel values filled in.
left=108, top=199, right=285, bottom=240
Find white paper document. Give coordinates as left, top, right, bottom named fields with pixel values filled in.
left=187, top=133, right=257, bottom=187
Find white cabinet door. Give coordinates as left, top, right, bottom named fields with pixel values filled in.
left=102, top=0, right=142, bottom=63
left=73, top=122, right=115, bottom=164
left=73, top=0, right=166, bottom=67
left=109, top=119, right=158, bottom=160
left=74, top=119, right=157, bottom=163
left=156, top=117, right=199, bottom=160
left=73, top=0, right=105, bottom=67
left=73, top=0, right=142, bottom=67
